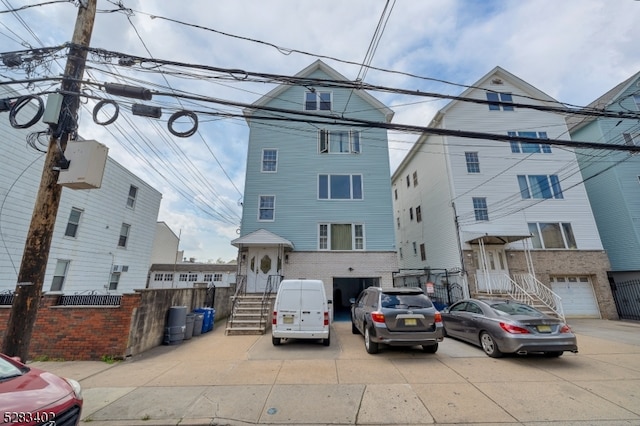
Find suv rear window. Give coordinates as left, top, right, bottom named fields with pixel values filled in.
left=381, top=293, right=433, bottom=309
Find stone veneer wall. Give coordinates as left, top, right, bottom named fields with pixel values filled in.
left=463, top=249, right=617, bottom=320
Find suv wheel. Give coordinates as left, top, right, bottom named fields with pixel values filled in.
left=351, top=319, right=359, bottom=335
left=364, top=326, right=379, bottom=354
left=422, top=343, right=438, bottom=353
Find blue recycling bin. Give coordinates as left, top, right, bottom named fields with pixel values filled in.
left=194, top=308, right=215, bottom=333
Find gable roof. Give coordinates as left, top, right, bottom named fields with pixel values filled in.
left=231, top=228, right=294, bottom=249
left=567, top=70, right=640, bottom=132
left=393, top=66, right=562, bottom=180
left=243, top=59, right=394, bottom=123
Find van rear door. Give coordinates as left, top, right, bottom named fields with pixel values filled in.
left=276, top=285, right=302, bottom=331
left=299, top=287, right=325, bottom=331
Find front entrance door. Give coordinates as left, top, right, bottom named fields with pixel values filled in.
left=246, top=247, right=278, bottom=293
left=474, top=246, right=509, bottom=292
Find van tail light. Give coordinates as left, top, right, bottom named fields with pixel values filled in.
left=272, top=311, right=277, bottom=325
left=371, top=312, right=385, bottom=323
left=434, top=312, right=442, bottom=323
left=499, top=322, right=530, bottom=334
left=560, top=324, right=571, bottom=333
left=324, top=311, right=329, bottom=326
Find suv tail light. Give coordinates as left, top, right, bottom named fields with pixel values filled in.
left=324, top=311, right=329, bottom=326
left=371, top=312, right=385, bottom=323
left=434, top=312, right=442, bottom=323
left=560, top=324, right=571, bottom=333
left=272, top=311, right=277, bottom=325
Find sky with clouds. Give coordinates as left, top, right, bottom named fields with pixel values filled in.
left=1, top=0, right=638, bottom=263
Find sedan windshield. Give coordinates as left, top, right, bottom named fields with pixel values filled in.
left=381, top=294, right=433, bottom=309
left=491, top=302, right=544, bottom=317
left=0, top=357, right=25, bottom=381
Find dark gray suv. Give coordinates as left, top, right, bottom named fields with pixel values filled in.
left=351, top=287, right=444, bottom=354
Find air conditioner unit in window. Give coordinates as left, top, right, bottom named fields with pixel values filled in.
left=112, top=265, right=122, bottom=273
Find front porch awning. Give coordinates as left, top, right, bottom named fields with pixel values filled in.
left=231, top=229, right=294, bottom=249
left=463, top=231, right=531, bottom=245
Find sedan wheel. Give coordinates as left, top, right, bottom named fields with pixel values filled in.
left=480, top=331, right=503, bottom=358
left=364, top=326, right=379, bottom=354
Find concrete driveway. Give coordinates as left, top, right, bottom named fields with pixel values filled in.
left=31, top=318, right=640, bottom=425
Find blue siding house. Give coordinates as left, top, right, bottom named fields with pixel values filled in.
left=232, top=60, right=397, bottom=315
left=569, top=70, right=640, bottom=318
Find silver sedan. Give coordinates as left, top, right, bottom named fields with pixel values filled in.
left=441, top=298, right=578, bottom=358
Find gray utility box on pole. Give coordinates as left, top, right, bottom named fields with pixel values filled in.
left=58, top=139, right=108, bottom=190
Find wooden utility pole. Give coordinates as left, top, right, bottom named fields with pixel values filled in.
left=1, top=0, right=97, bottom=361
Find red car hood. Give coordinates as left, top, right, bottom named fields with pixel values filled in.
left=0, top=368, right=74, bottom=412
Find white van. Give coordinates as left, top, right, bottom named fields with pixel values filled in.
left=272, top=279, right=331, bottom=346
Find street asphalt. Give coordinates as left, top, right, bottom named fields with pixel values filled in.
left=29, top=318, right=640, bottom=426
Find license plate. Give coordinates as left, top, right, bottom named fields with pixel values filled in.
left=537, top=325, right=551, bottom=333
left=404, top=318, right=417, bottom=326
left=283, top=316, right=294, bottom=324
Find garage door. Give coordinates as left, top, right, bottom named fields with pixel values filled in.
left=550, top=276, right=601, bottom=318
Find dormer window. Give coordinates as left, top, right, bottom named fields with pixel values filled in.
left=305, top=91, right=332, bottom=111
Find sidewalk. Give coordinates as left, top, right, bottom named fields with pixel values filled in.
left=32, top=319, right=640, bottom=425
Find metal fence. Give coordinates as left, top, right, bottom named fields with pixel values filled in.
left=0, top=292, right=14, bottom=305
left=611, top=279, right=640, bottom=320
left=58, top=293, right=122, bottom=306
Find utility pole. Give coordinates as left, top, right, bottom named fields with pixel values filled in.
left=1, top=0, right=97, bottom=361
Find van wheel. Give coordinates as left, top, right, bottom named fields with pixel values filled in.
left=323, top=333, right=330, bottom=347
left=364, top=327, right=379, bottom=354
left=422, top=343, right=438, bottom=353
left=272, top=336, right=281, bottom=346
left=351, top=320, right=359, bottom=335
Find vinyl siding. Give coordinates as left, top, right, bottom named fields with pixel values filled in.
left=573, top=79, right=640, bottom=270
left=0, top=87, right=161, bottom=294
left=241, top=67, right=396, bottom=252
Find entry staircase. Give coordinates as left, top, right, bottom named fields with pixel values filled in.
left=225, top=275, right=281, bottom=335
left=474, top=273, right=565, bottom=321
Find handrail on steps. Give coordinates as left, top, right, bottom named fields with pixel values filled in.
left=261, top=275, right=283, bottom=326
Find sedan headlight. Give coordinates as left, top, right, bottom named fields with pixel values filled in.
left=64, top=378, right=83, bottom=400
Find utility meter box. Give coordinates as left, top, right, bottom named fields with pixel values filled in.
left=58, top=140, right=108, bottom=190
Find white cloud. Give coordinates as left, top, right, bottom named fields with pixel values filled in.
left=1, top=0, right=637, bottom=262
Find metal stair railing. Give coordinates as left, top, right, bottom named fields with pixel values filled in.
left=227, top=275, right=247, bottom=330
left=261, top=274, right=282, bottom=328
left=513, top=273, right=565, bottom=322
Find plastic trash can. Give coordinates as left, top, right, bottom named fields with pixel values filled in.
left=164, top=306, right=186, bottom=345
left=184, top=313, right=195, bottom=340
left=194, top=307, right=214, bottom=333
left=192, top=313, right=204, bottom=336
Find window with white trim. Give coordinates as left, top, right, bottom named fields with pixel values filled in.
left=465, top=152, right=480, bottom=173
left=508, top=131, right=551, bottom=153
left=259, top=195, right=275, bottom=221
left=318, top=174, right=363, bottom=200
left=64, top=207, right=82, bottom=238
left=412, top=171, right=418, bottom=186
left=109, top=272, right=120, bottom=290
left=473, top=197, right=489, bottom=221
left=262, top=149, right=278, bottom=172
left=154, top=273, right=163, bottom=281
left=318, top=223, right=364, bottom=250
left=518, top=175, right=563, bottom=199
left=164, top=273, right=173, bottom=281
left=305, top=91, right=331, bottom=111
left=188, top=273, right=198, bottom=281
left=50, top=259, right=69, bottom=291
left=126, top=185, right=138, bottom=209
left=623, top=132, right=640, bottom=147
left=528, top=222, right=577, bottom=249
left=420, top=243, right=426, bottom=261
left=118, top=223, right=130, bottom=248
left=416, top=205, right=422, bottom=223
left=204, top=273, right=213, bottom=281
left=213, top=273, right=223, bottom=282
left=319, top=130, right=361, bottom=154
left=179, top=274, right=188, bottom=282
left=486, top=92, right=514, bottom=111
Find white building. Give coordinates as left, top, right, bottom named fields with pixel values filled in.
left=391, top=67, right=617, bottom=319
left=0, top=87, right=162, bottom=295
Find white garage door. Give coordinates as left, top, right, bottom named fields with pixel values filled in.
left=550, top=276, right=601, bottom=318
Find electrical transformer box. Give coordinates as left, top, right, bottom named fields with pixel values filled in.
left=58, top=140, right=109, bottom=190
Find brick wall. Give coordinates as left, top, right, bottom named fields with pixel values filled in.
left=0, top=287, right=231, bottom=361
